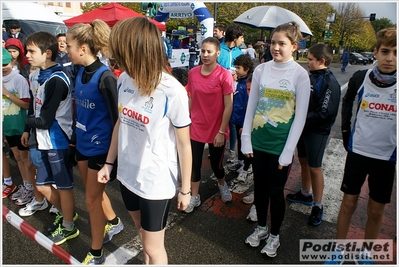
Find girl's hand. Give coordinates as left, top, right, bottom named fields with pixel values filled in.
left=177, top=192, right=191, bottom=211
left=244, top=153, right=254, bottom=158
left=213, top=133, right=224, bottom=147
left=98, top=165, right=113, bottom=184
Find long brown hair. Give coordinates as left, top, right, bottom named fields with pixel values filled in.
left=109, top=17, right=170, bottom=96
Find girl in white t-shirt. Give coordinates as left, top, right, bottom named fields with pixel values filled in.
left=241, top=21, right=310, bottom=257
left=98, top=17, right=192, bottom=265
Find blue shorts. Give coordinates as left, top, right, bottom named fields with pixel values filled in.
left=36, top=149, right=74, bottom=190
left=120, top=183, right=171, bottom=232
left=297, top=131, right=329, bottom=168
left=29, top=148, right=43, bottom=167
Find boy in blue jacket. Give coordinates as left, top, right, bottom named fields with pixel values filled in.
left=228, top=54, right=254, bottom=182
left=23, top=31, right=78, bottom=245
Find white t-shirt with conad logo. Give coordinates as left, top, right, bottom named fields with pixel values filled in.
left=116, top=71, right=191, bottom=200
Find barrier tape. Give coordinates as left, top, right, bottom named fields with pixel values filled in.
left=2, top=205, right=81, bottom=265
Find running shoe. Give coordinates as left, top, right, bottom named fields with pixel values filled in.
left=324, top=250, right=345, bottom=264
left=227, top=150, right=235, bottom=163
left=245, top=225, right=269, bottom=247
left=227, top=160, right=243, bottom=172
left=243, top=192, right=254, bottom=204
left=307, top=206, right=324, bottom=226
left=218, top=182, right=232, bottom=202
left=103, top=217, right=124, bottom=244
left=354, top=251, right=373, bottom=265
left=286, top=190, right=314, bottom=206
left=184, top=195, right=201, bottom=213
left=48, top=212, right=79, bottom=233
left=48, top=224, right=79, bottom=245
left=82, top=251, right=105, bottom=265
left=246, top=204, right=258, bottom=222
left=2, top=183, right=16, bottom=198
left=237, top=170, right=248, bottom=182
left=49, top=204, right=59, bottom=214
left=10, top=184, right=25, bottom=200
left=18, top=197, right=48, bottom=217
left=261, top=234, right=280, bottom=257
left=14, top=189, right=34, bottom=206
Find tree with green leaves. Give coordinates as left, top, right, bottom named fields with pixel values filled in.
left=371, top=18, right=396, bottom=34
left=78, top=2, right=380, bottom=52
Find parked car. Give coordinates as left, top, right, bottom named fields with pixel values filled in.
left=349, top=52, right=368, bottom=65
left=361, top=52, right=375, bottom=64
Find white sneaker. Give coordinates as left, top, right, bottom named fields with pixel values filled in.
left=19, top=197, right=48, bottom=216
left=247, top=165, right=253, bottom=173
left=236, top=165, right=244, bottom=173
left=243, top=192, right=254, bottom=204
left=245, top=225, right=269, bottom=247
left=10, top=185, right=25, bottom=201
left=184, top=195, right=201, bottom=213
left=228, top=160, right=243, bottom=171
left=237, top=170, right=248, bottom=182
left=218, top=182, right=232, bottom=202
left=15, top=189, right=34, bottom=206
left=227, top=150, right=235, bottom=163
left=246, top=204, right=258, bottom=222
left=261, top=234, right=280, bottom=257
left=49, top=204, right=59, bottom=214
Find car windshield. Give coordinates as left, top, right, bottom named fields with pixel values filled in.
left=352, top=53, right=363, bottom=57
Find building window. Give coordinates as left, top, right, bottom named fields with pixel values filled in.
left=66, top=2, right=71, bottom=8
left=47, top=2, right=53, bottom=6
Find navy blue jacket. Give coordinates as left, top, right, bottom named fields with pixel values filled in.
left=230, top=76, right=249, bottom=127
left=304, top=68, right=341, bottom=135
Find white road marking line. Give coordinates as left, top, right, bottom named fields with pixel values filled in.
left=341, top=82, right=348, bottom=91
left=105, top=246, right=140, bottom=265
left=105, top=212, right=185, bottom=264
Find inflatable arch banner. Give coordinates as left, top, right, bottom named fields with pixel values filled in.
left=155, top=2, right=214, bottom=43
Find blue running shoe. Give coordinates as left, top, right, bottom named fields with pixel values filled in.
left=324, top=250, right=345, bottom=265
left=103, top=217, right=124, bottom=244
left=286, top=190, right=314, bottom=206
left=307, top=206, right=324, bottom=226
left=82, top=251, right=105, bottom=265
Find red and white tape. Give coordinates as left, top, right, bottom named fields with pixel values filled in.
left=2, top=205, right=81, bottom=265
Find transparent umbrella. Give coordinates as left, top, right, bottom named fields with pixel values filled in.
left=234, top=6, right=313, bottom=36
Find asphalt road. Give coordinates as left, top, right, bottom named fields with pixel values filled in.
left=3, top=61, right=396, bottom=265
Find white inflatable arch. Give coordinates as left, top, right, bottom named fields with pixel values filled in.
left=154, top=2, right=214, bottom=43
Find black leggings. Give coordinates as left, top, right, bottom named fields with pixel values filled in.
left=191, top=139, right=225, bottom=182
left=252, top=149, right=292, bottom=236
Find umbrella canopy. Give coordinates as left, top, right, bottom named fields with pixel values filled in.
left=64, top=3, right=166, bottom=31
left=234, top=6, right=312, bottom=36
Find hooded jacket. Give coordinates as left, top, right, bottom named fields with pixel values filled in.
left=5, top=37, right=29, bottom=69
left=217, top=42, right=242, bottom=70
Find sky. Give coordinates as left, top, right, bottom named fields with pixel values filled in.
left=330, top=2, right=397, bottom=23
